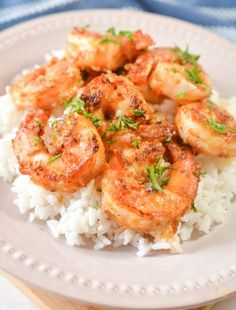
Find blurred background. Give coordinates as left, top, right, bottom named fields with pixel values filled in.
left=0, top=0, right=236, bottom=42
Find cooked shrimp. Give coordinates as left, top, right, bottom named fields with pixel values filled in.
left=175, top=101, right=236, bottom=157
left=13, top=110, right=105, bottom=192
left=10, top=57, right=83, bottom=111
left=66, top=28, right=154, bottom=71
left=126, top=47, right=211, bottom=104
left=79, top=72, right=154, bottom=121
left=102, top=134, right=199, bottom=238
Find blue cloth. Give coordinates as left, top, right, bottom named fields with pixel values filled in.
left=0, top=0, right=236, bottom=42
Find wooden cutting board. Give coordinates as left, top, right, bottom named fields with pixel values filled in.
left=1, top=269, right=213, bottom=310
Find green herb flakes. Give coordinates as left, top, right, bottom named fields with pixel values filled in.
left=131, top=137, right=141, bottom=148
left=172, top=45, right=200, bottom=65
left=48, top=153, right=62, bottom=164
left=185, top=65, right=203, bottom=84
left=35, top=120, right=42, bottom=128
left=207, top=118, right=227, bottom=135
left=147, top=158, right=171, bottom=192
left=33, top=136, right=40, bottom=147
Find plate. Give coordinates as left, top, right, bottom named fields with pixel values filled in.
left=0, top=10, right=236, bottom=310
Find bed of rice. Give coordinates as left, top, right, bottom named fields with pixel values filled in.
left=1, top=86, right=236, bottom=256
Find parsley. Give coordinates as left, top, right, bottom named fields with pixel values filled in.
left=51, top=131, right=57, bottom=139
left=131, top=137, right=141, bottom=148
left=191, top=201, right=197, bottom=212
left=147, top=158, right=171, bottom=192
left=65, top=97, right=102, bottom=128
left=164, top=137, right=172, bottom=144
left=92, top=203, right=100, bottom=210
left=118, top=30, right=133, bottom=41
left=33, top=136, right=40, bottom=147
left=106, top=116, right=139, bottom=134
left=172, top=45, right=200, bottom=65
left=35, top=120, right=42, bottom=128
left=185, top=65, right=203, bottom=84
left=233, top=127, right=236, bottom=134
left=133, top=109, right=144, bottom=117
left=176, top=92, right=187, bottom=99
left=107, top=27, right=116, bottom=36
left=48, top=153, right=62, bottom=164
left=49, top=119, right=59, bottom=128
left=106, top=138, right=117, bottom=144
left=193, top=170, right=207, bottom=176
left=207, top=118, right=227, bottom=135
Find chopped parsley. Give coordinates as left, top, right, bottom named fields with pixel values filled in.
left=147, top=158, right=171, bottom=192
left=193, top=170, right=207, bottom=176
left=191, top=201, right=197, bottom=212
left=65, top=97, right=102, bottom=128
left=106, top=116, right=139, bottom=134
left=49, top=119, right=59, bottom=128
left=106, top=138, right=117, bottom=144
left=207, top=118, right=227, bottom=135
left=172, top=45, right=200, bottom=65
left=92, top=203, right=100, bottom=210
left=100, top=27, right=133, bottom=44
left=33, top=136, right=40, bottom=147
left=106, top=27, right=116, bottom=36
left=118, top=30, right=133, bottom=41
left=185, top=65, right=203, bottom=84
left=132, top=109, right=145, bottom=117
left=176, top=91, right=187, bottom=99
left=48, top=153, right=62, bottom=164
left=35, top=120, right=42, bottom=128
left=51, top=131, right=57, bottom=139
left=131, top=137, right=141, bottom=148
left=82, top=23, right=90, bottom=29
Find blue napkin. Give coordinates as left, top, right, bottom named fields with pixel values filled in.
left=0, top=0, right=236, bottom=42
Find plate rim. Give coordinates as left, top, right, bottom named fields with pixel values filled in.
left=0, top=9, right=236, bottom=309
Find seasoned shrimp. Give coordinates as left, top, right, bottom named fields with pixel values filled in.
left=10, top=57, right=83, bottom=111
left=13, top=110, right=105, bottom=192
left=126, top=47, right=211, bottom=104
left=79, top=72, right=154, bottom=121
left=101, top=129, right=200, bottom=237
left=66, top=28, right=154, bottom=71
left=175, top=101, right=236, bottom=157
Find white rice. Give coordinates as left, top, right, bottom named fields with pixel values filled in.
left=1, top=89, right=236, bottom=256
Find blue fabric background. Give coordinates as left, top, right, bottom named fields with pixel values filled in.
left=0, top=0, right=236, bottom=42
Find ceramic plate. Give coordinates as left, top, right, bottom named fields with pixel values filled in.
left=0, top=10, right=236, bottom=310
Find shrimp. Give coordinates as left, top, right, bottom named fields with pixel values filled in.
left=66, top=28, right=154, bottom=71
left=9, top=57, right=83, bottom=111
left=175, top=101, right=236, bottom=157
left=13, top=110, right=105, bottom=192
left=79, top=72, right=154, bottom=121
left=101, top=123, right=200, bottom=238
left=126, top=47, right=211, bottom=104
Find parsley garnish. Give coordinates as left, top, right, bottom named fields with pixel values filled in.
left=35, top=120, right=42, bottom=128
left=106, top=116, right=139, bottom=134
left=106, top=138, right=117, bottom=144
left=65, top=97, right=102, bottom=128
left=82, top=23, right=90, bottom=29
left=176, top=92, right=187, bottom=99
left=131, top=137, right=141, bottom=148
left=172, top=45, right=200, bottom=65
left=33, top=136, right=40, bottom=147
left=92, top=203, right=100, bottom=210
left=191, top=201, right=197, bottom=212
left=132, top=109, right=144, bottom=117
left=118, top=30, right=133, bottom=41
left=147, top=158, right=170, bottom=192
left=107, top=27, right=116, bottom=36
left=185, top=65, right=203, bottom=84
left=207, top=118, right=227, bottom=135
left=193, top=170, right=207, bottom=176
left=48, top=153, right=62, bottom=164
left=51, top=131, right=57, bottom=139
left=49, top=119, right=59, bottom=128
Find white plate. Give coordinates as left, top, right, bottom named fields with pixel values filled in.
left=0, top=10, right=236, bottom=310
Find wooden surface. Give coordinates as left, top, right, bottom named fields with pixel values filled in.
left=1, top=269, right=213, bottom=310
